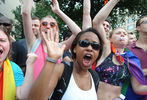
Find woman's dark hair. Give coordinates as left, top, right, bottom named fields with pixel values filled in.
left=70, top=27, right=104, bottom=62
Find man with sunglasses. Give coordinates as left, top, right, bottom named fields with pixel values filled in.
left=127, top=15, right=147, bottom=100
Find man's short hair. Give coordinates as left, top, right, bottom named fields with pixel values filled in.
left=32, top=16, right=40, bottom=20
left=105, top=18, right=110, bottom=24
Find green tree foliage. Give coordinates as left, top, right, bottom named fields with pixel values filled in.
left=12, top=5, right=23, bottom=40
left=12, top=0, right=147, bottom=40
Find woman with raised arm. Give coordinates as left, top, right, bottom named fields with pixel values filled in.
left=93, top=0, right=147, bottom=100
left=29, top=28, right=104, bottom=100
left=22, top=0, right=81, bottom=81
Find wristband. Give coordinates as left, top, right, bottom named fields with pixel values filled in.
left=46, top=57, right=57, bottom=63
left=119, top=94, right=125, bottom=100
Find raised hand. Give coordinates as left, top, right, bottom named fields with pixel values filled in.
left=82, top=0, right=92, bottom=30
left=50, top=0, right=60, bottom=14
left=26, top=53, right=38, bottom=65
left=41, top=28, right=66, bottom=60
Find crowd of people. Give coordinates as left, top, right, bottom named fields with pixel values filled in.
left=0, top=0, right=147, bottom=100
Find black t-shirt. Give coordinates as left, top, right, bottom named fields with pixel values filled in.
left=12, top=39, right=28, bottom=68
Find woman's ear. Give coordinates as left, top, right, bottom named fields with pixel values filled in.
left=136, top=26, right=140, bottom=32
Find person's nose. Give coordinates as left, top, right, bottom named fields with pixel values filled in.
left=86, top=44, right=93, bottom=51
left=120, top=34, right=124, bottom=37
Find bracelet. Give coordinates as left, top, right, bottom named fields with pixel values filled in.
left=119, top=94, right=125, bottom=100
left=46, top=57, right=57, bottom=63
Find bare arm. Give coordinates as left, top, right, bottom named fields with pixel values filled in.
left=28, top=27, right=66, bottom=100
left=50, top=0, right=81, bottom=51
left=143, top=68, right=147, bottom=76
left=131, top=76, right=147, bottom=95
left=82, top=0, right=92, bottom=30
left=93, top=0, right=120, bottom=44
left=16, top=53, right=37, bottom=99
left=22, top=0, right=36, bottom=52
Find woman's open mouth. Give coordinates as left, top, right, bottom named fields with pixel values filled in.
left=0, top=49, right=3, bottom=56
left=83, top=53, right=93, bottom=66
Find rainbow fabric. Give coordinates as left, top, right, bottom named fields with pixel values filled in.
left=2, top=58, right=16, bottom=100
left=111, top=44, right=146, bottom=85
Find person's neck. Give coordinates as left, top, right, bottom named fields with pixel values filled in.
left=115, top=47, right=125, bottom=54
left=136, top=32, right=147, bottom=51
left=73, top=60, right=89, bottom=77
left=137, top=32, right=147, bottom=44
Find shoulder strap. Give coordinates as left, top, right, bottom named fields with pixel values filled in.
left=89, top=68, right=99, bottom=92
left=50, top=62, right=73, bottom=100
left=31, top=39, right=41, bottom=53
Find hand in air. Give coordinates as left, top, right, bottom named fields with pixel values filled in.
left=50, top=0, right=60, bottom=13
left=26, top=53, right=38, bottom=65
left=42, top=28, right=66, bottom=60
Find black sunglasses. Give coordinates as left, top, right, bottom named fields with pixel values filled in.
left=0, top=23, right=11, bottom=26
left=78, top=40, right=101, bottom=50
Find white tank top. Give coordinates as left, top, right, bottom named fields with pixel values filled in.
left=61, top=73, right=98, bottom=100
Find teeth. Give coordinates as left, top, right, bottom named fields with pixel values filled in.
left=86, top=54, right=91, bottom=57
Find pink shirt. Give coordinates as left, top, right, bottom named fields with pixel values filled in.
left=32, top=39, right=62, bottom=81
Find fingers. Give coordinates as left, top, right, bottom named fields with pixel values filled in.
left=61, top=44, right=66, bottom=53
left=26, top=53, right=38, bottom=63
left=50, top=28, right=55, bottom=41
left=54, top=29, right=59, bottom=43
left=50, top=5, right=53, bottom=9
left=52, top=0, right=56, bottom=3
left=42, top=28, right=59, bottom=44
left=42, top=31, right=49, bottom=45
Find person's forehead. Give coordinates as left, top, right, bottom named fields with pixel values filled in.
left=115, top=28, right=126, bottom=32
left=0, top=29, right=7, bottom=37
left=41, top=17, right=56, bottom=22
left=32, top=19, right=40, bottom=24
left=80, top=32, right=99, bottom=41
left=104, top=21, right=110, bottom=25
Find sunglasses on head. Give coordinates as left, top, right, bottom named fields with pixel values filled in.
left=0, top=23, right=11, bottom=26
left=78, top=40, right=101, bottom=50
left=41, top=22, right=57, bottom=28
